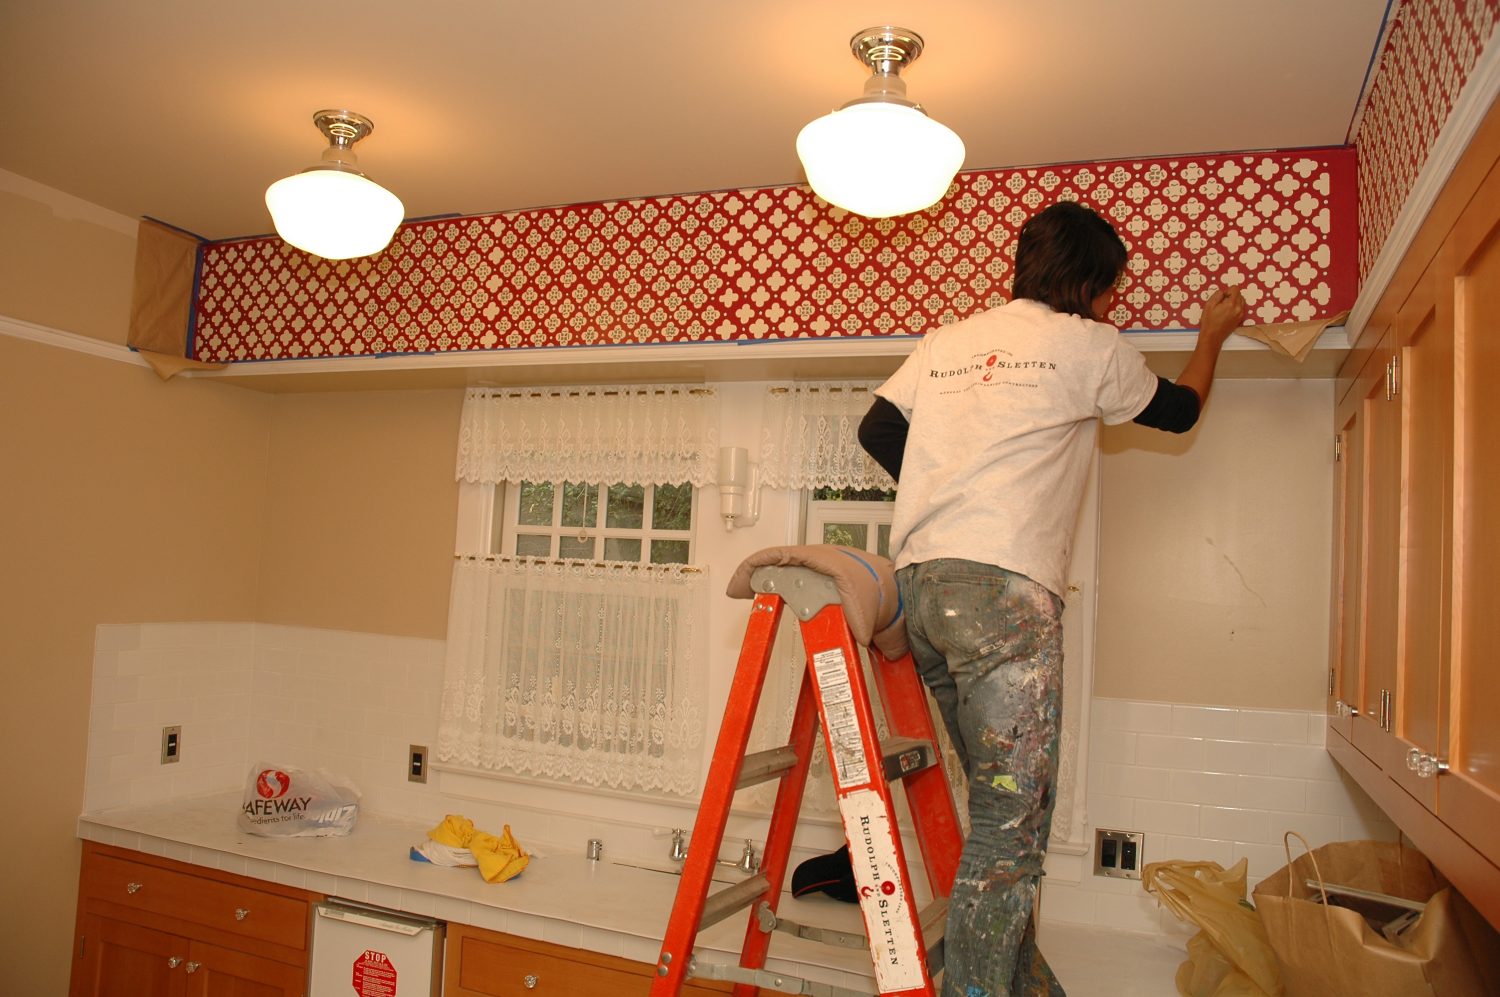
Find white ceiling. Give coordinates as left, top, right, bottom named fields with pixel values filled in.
left=1, top=1, right=1392, bottom=242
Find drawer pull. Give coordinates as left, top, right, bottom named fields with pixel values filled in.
left=185, top=961, right=201, bottom=974
left=234, top=907, right=250, bottom=921
left=524, top=974, right=539, bottom=989
left=167, top=956, right=182, bottom=969
left=126, top=881, right=143, bottom=895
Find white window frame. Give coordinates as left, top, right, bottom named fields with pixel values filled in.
left=455, top=480, right=696, bottom=563
left=494, top=480, right=695, bottom=565
left=803, top=496, right=895, bottom=557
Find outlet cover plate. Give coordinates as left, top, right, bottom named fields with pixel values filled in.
left=1094, top=828, right=1144, bottom=880
left=408, top=744, right=428, bottom=783
left=160, top=725, right=182, bottom=765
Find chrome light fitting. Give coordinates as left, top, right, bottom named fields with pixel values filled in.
left=265, top=109, right=405, bottom=260
left=796, top=27, right=966, bottom=218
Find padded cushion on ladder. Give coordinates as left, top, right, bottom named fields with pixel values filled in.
left=726, top=544, right=909, bottom=660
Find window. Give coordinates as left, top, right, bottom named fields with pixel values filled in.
left=495, top=481, right=695, bottom=564
left=442, top=385, right=716, bottom=797
left=803, top=485, right=895, bottom=556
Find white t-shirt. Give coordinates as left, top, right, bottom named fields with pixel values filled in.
left=876, top=298, right=1158, bottom=597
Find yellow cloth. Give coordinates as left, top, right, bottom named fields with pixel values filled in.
left=425, top=814, right=530, bottom=883
left=469, top=826, right=530, bottom=883
left=428, top=814, right=477, bottom=848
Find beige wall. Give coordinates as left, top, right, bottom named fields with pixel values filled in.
left=0, top=172, right=138, bottom=344
left=256, top=389, right=463, bottom=638
left=0, top=179, right=273, bottom=996
left=1096, top=378, right=1334, bottom=710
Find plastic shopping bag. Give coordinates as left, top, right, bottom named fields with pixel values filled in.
left=237, top=763, right=360, bottom=837
left=1143, top=857, right=1283, bottom=997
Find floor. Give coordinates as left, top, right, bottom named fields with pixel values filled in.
left=1040, top=922, right=1186, bottom=996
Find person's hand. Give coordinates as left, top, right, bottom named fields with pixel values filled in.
left=1199, top=287, right=1247, bottom=344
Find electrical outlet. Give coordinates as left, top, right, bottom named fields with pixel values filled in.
left=408, top=744, right=428, bottom=783
left=1093, top=828, right=1144, bottom=880
left=160, top=725, right=182, bottom=765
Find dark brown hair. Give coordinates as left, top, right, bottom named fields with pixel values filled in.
left=1011, top=201, right=1127, bottom=319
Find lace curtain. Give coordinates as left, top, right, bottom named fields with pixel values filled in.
left=438, top=558, right=708, bottom=795
left=758, top=381, right=894, bottom=490
left=456, top=384, right=719, bottom=486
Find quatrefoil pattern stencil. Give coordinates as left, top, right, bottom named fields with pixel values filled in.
left=1354, top=0, right=1498, bottom=281
left=192, top=149, right=1355, bottom=363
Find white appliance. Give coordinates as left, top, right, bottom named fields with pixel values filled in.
left=310, top=899, right=444, bottom=997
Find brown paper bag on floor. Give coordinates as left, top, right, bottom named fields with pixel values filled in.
left=1251, top=833, right=1497, bottom=997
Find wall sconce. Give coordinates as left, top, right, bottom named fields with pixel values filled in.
left=717, top=446, right=761, bottom=531
left=264, top=109, right=405, bottom=260
left=795, top=26, right=966, bottom=218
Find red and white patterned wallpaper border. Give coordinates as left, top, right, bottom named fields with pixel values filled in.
left=191, top=148, right=1356, bottom=363
left=1355, top=0, right=1498, bottom=281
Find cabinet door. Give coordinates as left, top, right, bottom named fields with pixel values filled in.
left=1446, top=178, right=1500, bottom=864
left=73, top=914, right=188, bottom=997
left=1390, top=269, right=1454, bottom=809
left=182, top=939, right=306, bottom=997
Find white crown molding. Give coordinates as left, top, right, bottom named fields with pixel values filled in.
left=1347, top=21, right=1500, bottom=343
left=0, top=313, right=149, bottom=368
left=0, top=168, right=139, bottom=238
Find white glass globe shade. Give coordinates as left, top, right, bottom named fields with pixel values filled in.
left=264, top=169, right=405, bottom=260
left=796, top=102, right=966, bottom=218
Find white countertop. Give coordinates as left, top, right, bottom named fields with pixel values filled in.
left=79, top=792, right=877, bottom=993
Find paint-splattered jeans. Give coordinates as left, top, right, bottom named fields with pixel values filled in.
left=896, top=559, right=1067, bottom=997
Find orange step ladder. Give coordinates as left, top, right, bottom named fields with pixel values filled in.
left=650, top=545, right=965, bottom=997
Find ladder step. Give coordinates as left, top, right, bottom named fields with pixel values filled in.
left=699, top=874, right=771, bottom=930
left=880, top=736, right=940, bottom=783
left=737, top=745, right=799, bottom=789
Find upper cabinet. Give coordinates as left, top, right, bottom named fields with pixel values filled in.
left=1326, top=98, right=1500, bottom=928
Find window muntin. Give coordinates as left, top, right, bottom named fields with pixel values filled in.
left=803, top=486, right=896, bottom=557
left=498, top=481, right=695, bottom=565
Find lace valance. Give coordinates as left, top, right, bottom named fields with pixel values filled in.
left=758, top=381, right=895, bottom=490
left=456, top=385, right=719, bottom=486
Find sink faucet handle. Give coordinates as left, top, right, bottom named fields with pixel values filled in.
left=670, top=828, right=689, bottom=862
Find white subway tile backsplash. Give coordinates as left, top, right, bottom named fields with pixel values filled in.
left=1202, top=739, right=1270, bottom=775
left=1136, top=734, right=1206, bottom=771
left=1170, top=705, right=1239, bottom=740
left=1235, top=775, right=1307, bottom=813
left=1236, top=709, right=1310, bottom=744
left=1169, top=769, right=1243, bottom=808
left=1200, top=807, right=1270, bottom=843
left=1268, top=743, right=1341, bottom=781
left=1160, top=835, right=1236, bottom=867
left=1105, top=700, right=1174, bottom=734
left=1100, top=763, right=1173, bottom=800
left=1133, top=800, right=1201, bottom=837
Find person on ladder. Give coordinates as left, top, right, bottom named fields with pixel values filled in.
left=858, top=200, right=1247, bottom=996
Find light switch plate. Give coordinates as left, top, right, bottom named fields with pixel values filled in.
left=160, top=725, right=182, bottom=765
left=1094, top=828, right=1144, bottom=880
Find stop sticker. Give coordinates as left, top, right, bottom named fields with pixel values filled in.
left=352, top=950, right=397, bottom=997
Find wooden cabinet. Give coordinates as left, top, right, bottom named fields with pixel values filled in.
left=70, top=843, right=316, bottom=997
left=1326, top=98, right=1500, bottom=928
left=444, top=922, right=794, bottom=997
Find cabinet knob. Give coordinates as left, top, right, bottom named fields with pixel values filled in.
left=126, top=881, right=143, bottom=895
left=167, top=956, right=182, bottom=969
left=234, top=907, right=250, bottom=921
left=1415, top=753, right=1450, bottom=779
left=1406, top=747, right=1422, bottom=771
left=185, top=961, right=201, bottom=974
left=524, top=973, right=539, bottom=988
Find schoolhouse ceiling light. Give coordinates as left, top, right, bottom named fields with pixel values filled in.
left=264, top=109, right=405, bottom=260
left=795, top=26, right=966, bottom=219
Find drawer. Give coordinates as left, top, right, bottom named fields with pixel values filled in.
left=451, top=930, right=649, bottom=996
left=82, top=851, right=308, bottom=951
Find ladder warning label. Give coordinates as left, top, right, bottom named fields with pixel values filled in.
left=352, top=950, right=397, bottom=997
left=841, top=790, right=925, bottom=992
left=811, top=648, right=869, bottom=787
